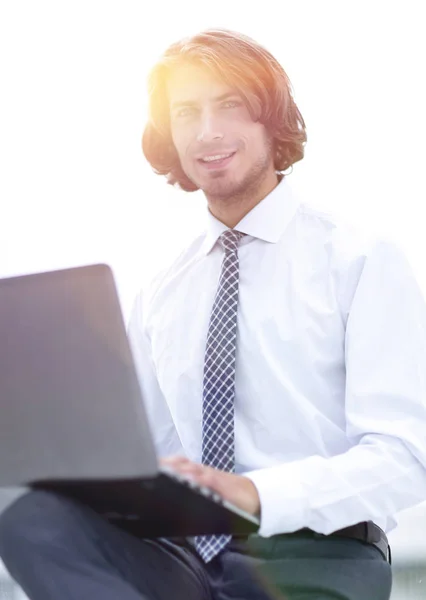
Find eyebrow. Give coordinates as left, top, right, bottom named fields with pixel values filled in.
left=171, top=92, right=240, bottom=111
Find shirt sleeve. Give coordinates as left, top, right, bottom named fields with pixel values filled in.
left=127, top=289, right=184, bottom=458
left=244, top=239, right=426, bottom=537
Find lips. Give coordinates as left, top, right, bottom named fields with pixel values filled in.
left=197, top=151, right=236, bottom=170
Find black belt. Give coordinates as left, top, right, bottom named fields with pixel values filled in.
left=295, top=521, right=391, bottom=564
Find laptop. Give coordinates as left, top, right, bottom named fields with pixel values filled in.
left=0, top=264, right=259, bottom=539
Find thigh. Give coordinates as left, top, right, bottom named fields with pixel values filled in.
left=0, top=490, right=211, bottom=600
left=209, top=535, right=392, bottom=600
left=255, top=535, right=392, bottom=600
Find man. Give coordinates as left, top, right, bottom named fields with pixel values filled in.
left=1, top=27, right=426, bottom=600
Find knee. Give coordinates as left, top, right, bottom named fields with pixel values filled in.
left=0, top=490, right=79, bottom=561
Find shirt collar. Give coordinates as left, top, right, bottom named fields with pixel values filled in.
left=201, top=176, right=300, bottom=255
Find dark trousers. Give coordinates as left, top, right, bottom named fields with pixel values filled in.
left=0, top=491, right=392, bottom=600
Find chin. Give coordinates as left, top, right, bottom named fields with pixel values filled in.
left=201, top=178, right=241, bottom=200
left=195, top=169, right=243, bottom=195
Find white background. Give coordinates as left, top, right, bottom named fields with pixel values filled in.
left=1, top=0, right=426, bottom=565
left=1, top=1, right=425, bottom=319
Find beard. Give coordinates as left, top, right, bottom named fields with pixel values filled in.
left=186, top=142, right=274, bottom=205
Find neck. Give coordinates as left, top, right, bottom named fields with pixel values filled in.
left=206, top=171, right=280, bottom=229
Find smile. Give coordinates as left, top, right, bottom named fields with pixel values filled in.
left=197, top=152, right=236, bottom=169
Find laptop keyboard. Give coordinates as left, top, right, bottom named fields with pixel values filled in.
left=159, top=464, right=225, bottom=506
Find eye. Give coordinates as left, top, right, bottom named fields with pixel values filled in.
left=221, top=100, right=242, bottom=109
left=175, top=106, right=196, bottom=118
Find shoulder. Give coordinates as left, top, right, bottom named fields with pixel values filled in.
left=131, top=230, right=207, bottom=320
left=297, top=202, right=373, bottom=254
left=294, top=200, right=407, bottom=313
left=295, top=200, right=398, bottom=269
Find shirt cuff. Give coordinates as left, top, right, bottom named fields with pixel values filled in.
left=243, top=462, right=308, bottom=537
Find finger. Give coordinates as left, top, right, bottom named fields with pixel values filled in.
left=160, top=457, right=206, bottom=480
left=160, top=455, right=191, bottom=467
left=175, top=462, right=205, bottom=477
left=189, top=466, right=226, bottom=493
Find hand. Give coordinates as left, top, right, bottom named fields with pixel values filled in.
left=160, top=455, right=261, bottom=517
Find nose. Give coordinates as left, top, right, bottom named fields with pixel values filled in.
left=196, top=108, right=224, bottom=143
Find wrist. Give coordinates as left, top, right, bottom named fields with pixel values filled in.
left=244, top=476, right=261, bottom=517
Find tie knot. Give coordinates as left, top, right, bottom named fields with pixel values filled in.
left=219, top=230, right=245, bottom=255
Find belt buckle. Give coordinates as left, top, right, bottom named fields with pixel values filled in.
left=365, top=521, right=381, bottom=544
left=365, top=522, right=391, bottom=564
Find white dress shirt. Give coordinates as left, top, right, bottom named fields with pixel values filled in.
left=128, top=176, right=426, bottom=538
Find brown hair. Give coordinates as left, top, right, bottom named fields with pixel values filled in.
left=142, top=29, right=307, bottom=192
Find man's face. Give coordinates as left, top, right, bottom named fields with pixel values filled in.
left=167, top=63, right=275, bottom=201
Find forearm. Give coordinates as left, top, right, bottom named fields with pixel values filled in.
left=244, top=433, right=426, bottom=537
